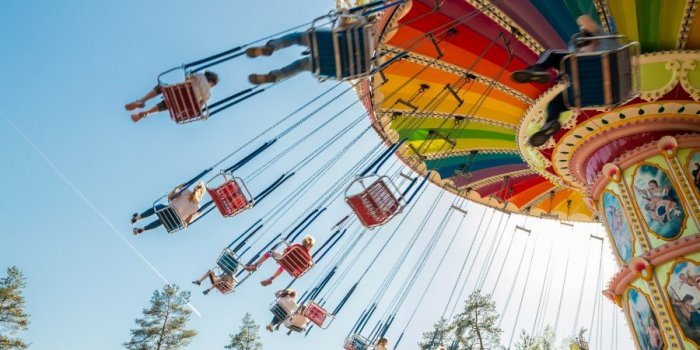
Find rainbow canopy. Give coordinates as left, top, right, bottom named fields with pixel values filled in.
left=362, top=0, right=700, bottom=222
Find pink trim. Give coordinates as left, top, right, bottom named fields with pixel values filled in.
left=590, top=134, right=700, bottom=200
left=607, top=233, right=700, bottom=296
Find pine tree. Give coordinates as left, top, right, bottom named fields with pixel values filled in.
left=123, top=284, right=197, bottom=350
left=513, top=326, right=555, bottom=350
left=452, top=291, right=503, bottom=350
left=0, top=266, right=30, bottom=350
left=418, top=318, right=455, bottom=350
left=225, top=313, right=263, bottom=350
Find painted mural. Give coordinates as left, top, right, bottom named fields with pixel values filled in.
left=686, top=151, right=700, bottom=197
left=602, top=191, right=633, bottom=262
left=628, top=287, right=665, bottom=350
left=632, top=164, right=685, bottom=239
left=667, top=259, right=700, bottom=346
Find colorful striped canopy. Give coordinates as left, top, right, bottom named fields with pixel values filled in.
left=363, top=0, right=700, bottom=222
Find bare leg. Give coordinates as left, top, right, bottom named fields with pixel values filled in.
left=131, top=104, right=162, bottom=123
left=193, top=270, right=217, bottom=286
left=125, top=88, right=160, bottom=111
left=261, top=266, right=285, bottom=286
left=246, top=252, right=271, bottom=271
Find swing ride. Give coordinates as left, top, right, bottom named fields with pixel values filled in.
left=125, top=0, right=700, bottom=348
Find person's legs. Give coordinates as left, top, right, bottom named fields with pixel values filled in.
left=131, top=101, right=167, bottom=123
left=528, top=93, right=566, bottom=147
left=249, top=57, right=312, bottom=85
left=245, top=252, right=272, bottom=271
left=246, top=32, right=307, bottom=58
left=532, top=49, right=571, bottom=71
left=261, top=265, right=286, bottom=286
left=125, top=86, right=163, bottom=111
left=511, top=49, right=571, bottom=84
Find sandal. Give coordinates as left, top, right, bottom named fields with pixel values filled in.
left=131, top=213, right=140, bottom=224
left=132, top=228, right=144, bottom=236
left=260, top=278, right=273, bottom=286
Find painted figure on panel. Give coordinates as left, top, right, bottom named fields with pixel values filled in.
left=633, top=164, right=685, bottom=239
left=628, top=288, right=665, bottom=350
left=603, top=191, right=633, bottom=262
left=667, top=260, right=700, bottom=345
left=687, top=152, right=700, bottom=194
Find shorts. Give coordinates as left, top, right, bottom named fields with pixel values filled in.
left=154, top=85, right=167, bottom=111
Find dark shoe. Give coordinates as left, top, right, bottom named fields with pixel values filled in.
left=132, top=228, right=144, bottom=236
left=203, top=289, right=210, bottom=295
left=246, top=45, right=274, bottom=58
left=528, top=120, right=561, bottom=147
left=131, top=213, right=140, bottom=224
left=511, top=69, right=551, bottom=84
left=192, top=280, right=201, bottom=286
left=248, top=74, right=276, bottom=85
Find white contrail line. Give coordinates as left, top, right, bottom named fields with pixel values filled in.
left=1, top=111, right=202, bottom=317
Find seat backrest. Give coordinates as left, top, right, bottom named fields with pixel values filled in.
left=309, top=24, right=373, bottom=80
left=161, top=82, right=206, bottom=123
left=344, top=335, right=370, bottom=350
left=277, top=246, right=313, bottom=278
left=304, top=302, right=329, bottom=327
left=562, top=43, right=638, bottom=108
left=346, top=178, right=401, bottom=228
left=207, top=179, right=252, bottom=217
left=217, top=250, right=240, bottom=275
left=270, top=303, right=291, bottom=320
left=214, top=280, right=234, bottom=294
left=155, top=205, right=185, bottom=233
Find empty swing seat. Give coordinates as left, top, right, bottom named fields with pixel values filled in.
left=308, top=23, right=374, bottom=81
left=344, top=334, right=371, bottom=350
left=346, top=176, right=404, bottom=228
left=207, top=172, right=254, bottom=218
left=561, top=42, right=639, bottom=109
left=155, top=205, right=186, bottom=233
left=303, top=301, right=335, bottom=329
left=273, top=242, right=314, bottom=278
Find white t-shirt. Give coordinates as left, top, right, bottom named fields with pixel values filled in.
left=276, top=296, right=298, bottom=314
left=186, top=73, right=212, bottom=105
left=170, top=189, right=199, bottom=221
left=284, top=313, right=309, bottom=329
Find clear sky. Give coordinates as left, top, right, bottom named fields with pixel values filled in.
left=0, top=0, right=634, bottom=349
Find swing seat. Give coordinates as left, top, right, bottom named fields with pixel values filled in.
left=345, top=176, right=405, bottom=228
left=216, top=248, right=242, bottom=275
left=154, top=204, right=185, bottom=234
left=287, top=324, right=306, bottom=333
left=308, top=22, right=374, bottom=81
left=270, top=302, right=292, bottom=321
left=206, top=172, right=254, bottom=218
left=344, top=334, right=371, bottom=350
left=157, top=68, right=210, bottom=124
left=212, top=276, right=235, bottom=295
left=561, top=41, right=639, bottom=109
left=303, top=301, right=335, bottom=329
left=272, top=242, right=314, bottom=278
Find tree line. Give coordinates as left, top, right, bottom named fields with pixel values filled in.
left=0, top=267, right=592, bottom=350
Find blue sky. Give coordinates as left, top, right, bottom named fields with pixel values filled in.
left=0, top=0, right=633, bottom=349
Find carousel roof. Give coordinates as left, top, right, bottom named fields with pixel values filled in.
left=362, top=0, right=700, bottom=222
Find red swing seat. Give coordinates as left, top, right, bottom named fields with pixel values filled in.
left=303, top=301, right=335, bottom=329
left=272, top=242, right=314, bottom=278
left=157, top=69, right=210, bottom=124
left=206, top=172, right=254, bottom=218
left=345, top=176, right=405, bottom=228
left=213, top=279, right=234, bottom=294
